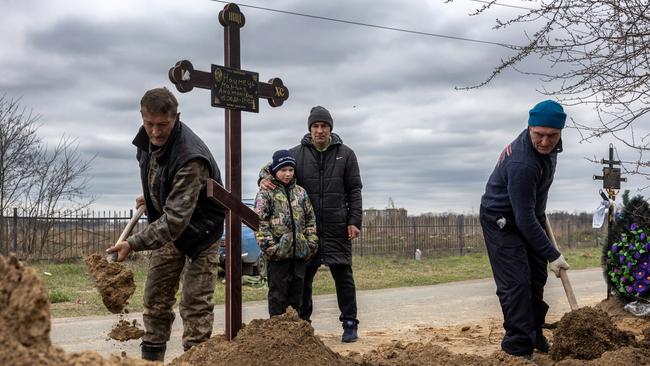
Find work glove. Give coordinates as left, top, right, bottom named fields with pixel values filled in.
left=549, top=254, right=570, bottom=277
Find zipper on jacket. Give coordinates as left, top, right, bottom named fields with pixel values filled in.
left=318, top=150, right=325, bottom=236
left=284, top=185, right=298, bottom=259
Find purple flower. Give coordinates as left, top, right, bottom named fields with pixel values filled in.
left=631, top=223, right=639, bottom=231
left=629, top=243, right=636, bottom=251
left=622, top=277, right=628, bottom=284
left=641, top=260, right=650, bottom=270
left=612, top=244, right=619, bottom=254
left=641, top=233, right=647, bottom=241
left=614, top=268, right=621, bottom=274
left=627, top=285, right=634, bottom=293
left=645, top=243, right=650, bottom=251
left=619, top=255, right=626, bottom=263
left=634, top=270, right=646, bottom=280
left=634, top=252, right=642, bottom=260
left=636, top=281, right=648, bottom=294
left=627, top=262, right=634, bottom=270
left=645, top=274, right=650, bottom=285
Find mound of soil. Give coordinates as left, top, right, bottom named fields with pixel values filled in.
left=109, top=319, right=145, bottom=342
left=84, top=254, right=136, bottom=313
left=549, top=307, right=636, bottom=361
left=553, top=347, right=650, bottom=365
left=0, top=254, right=157, bottom=366
left=170, top=308, right=353, bottom=366
left=358, top=341, right=533, bottom=366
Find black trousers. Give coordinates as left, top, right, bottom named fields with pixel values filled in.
left=267, top=259, right=306, bottom=317
left=299, top=263, right=358, bottom=323
left=480, top=208, right=548, bottom=356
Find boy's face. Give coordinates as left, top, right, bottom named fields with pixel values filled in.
left=275, top=166, right=295, bottom=185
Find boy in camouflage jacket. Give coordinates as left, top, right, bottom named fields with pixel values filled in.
left=255, top=149, right=318, bottom=316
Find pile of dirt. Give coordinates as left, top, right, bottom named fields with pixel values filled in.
left=170, top=308, right=354, bottom=366
left=84, top=254, right=136, bottom=313
left=356, top=341, right=534, bottom=366
left=109, top=319, right=145, bottom=342
left=549, top=307, right=637, bottom=361
left=0, top=253, right=156, bottom=366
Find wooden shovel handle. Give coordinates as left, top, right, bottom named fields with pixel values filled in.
left=544, top=218, right=579, bottom=310
left=115, top=206, right=146, bottom=244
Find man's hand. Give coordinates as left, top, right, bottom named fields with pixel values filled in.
left=348, top=225, right=360, bottom=240
left=135, top=195, right=146, bottom=211
left=106, top=241, right=132, bottom=262
left=259, top=178, right=276, bottom=191
left=549, top=254, right=570, bottom=277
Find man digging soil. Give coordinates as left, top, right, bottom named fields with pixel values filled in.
left=106, top=87, right=226, bottom=362
left=479, top=100, right=572, bottom=360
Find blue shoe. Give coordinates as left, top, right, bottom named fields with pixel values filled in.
left=341, top=320, right=358, bottom=343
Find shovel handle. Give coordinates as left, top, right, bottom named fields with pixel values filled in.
left=116, top=205, right=146, bottom=244
left=544, top=218, right=579, bottom=310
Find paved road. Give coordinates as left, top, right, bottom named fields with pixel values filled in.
left=51, top=268, right=606, bottom=361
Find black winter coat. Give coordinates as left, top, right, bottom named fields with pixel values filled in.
left=289, top=133, right=362, bottom=266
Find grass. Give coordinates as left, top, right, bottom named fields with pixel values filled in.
left=29, top=246, right=602, bottom=318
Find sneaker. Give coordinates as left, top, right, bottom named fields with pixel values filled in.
left=341, top=320, right=358, bottom=343
left=535, top=333, right=551, bottom=353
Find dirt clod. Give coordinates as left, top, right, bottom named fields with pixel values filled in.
left=109, top=319, right=145, bottom=342
left=84, top=254, right=135, bottom=313
left=550, top=307, right=637, bottom=361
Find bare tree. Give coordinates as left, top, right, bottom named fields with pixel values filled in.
left=0, top=96, right=94, bottom=256
left=446, top=0, right=650, bottom=177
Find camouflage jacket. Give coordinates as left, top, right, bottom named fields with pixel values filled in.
left=254, top=177, right=318, bottom=261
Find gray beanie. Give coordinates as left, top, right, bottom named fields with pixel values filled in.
left=307, top=106, right=333, bottom=130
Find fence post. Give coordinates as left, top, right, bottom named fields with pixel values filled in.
left=359, top=223, right=364, bottom=257
left=0, top=209, right=5, bottom=256
left=12, top=208, right=17, bottom=253
left=458, top=214, right=465, bottom=256
left=411, top=217, right=416, bottom=259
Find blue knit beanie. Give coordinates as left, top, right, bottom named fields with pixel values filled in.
left=270, top=150, right=296, bottom=175
left=528, top=100, right=566, bottom=129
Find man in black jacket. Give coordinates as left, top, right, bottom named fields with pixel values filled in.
left=260, top=106, right=363, bottom=342
left=479, top=100, right=571, bottom=360
left=107, top=87, right=225, bottom=361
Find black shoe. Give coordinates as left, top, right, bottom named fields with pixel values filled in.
left=535, top=334, right=551, bottom=353
left=141, top=341, right=166, bottom=362
left=341, top=320, right=358, bottom=343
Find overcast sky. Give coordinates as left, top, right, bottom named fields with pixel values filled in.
left=2, top=0, right=647, bottom=215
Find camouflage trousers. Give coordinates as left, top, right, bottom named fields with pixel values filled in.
left=142, top=241, right=219, bottom=349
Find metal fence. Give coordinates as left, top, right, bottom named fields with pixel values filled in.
left=353, top=212, right=602, bottom=258
left=0, top=209, right=148, bottom=261
left=0, top=208, right=601, bottom=261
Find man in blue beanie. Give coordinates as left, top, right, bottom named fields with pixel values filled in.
left=479, top=100, right=571, bottom=360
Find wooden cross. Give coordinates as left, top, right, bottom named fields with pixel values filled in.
left=168, top=3, right=289, bottom=340
left=593, top=143, right=627, bottom=200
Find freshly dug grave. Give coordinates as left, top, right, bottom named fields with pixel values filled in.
left=356, top=341, right=534, bottom=366
left=84, top=254, right=136, bottom=313
left=109, top=319, right=145, bottom=342
left=170, top=308, right=354, bottom=366
left=549, top=307, right=636, bottom=361
left=0, top=253, right=157, bottom=366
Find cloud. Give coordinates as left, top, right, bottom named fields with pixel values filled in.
left=2, top=0, right=646, bottom=215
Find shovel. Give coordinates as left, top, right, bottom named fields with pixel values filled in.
left=545, top=219, right=579, bottom=311
left=107, top=205, right=146, bottom=262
